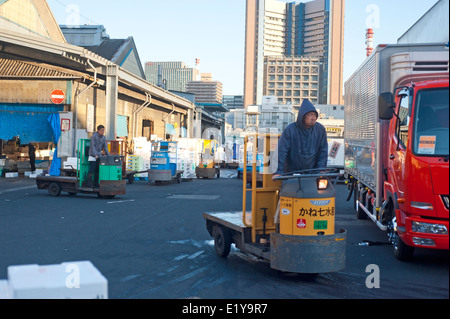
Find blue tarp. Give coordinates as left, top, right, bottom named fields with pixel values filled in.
left=0, top=104, right=63, bottom=144
left=47, top=113, right=61, bottom=176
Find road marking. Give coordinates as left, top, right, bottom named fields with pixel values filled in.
left=107, top=199, right=135, bottom=204
left=0, top=185, right=35, bottom=195
left=166, top=194, right=220, bottom=200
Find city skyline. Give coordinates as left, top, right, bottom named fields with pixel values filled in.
left=47, top=0, right=439, bottom=97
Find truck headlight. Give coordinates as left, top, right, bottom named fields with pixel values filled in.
left=317, top=178, right=329, bottom=190
left=411, top=221, right=448, bottom=235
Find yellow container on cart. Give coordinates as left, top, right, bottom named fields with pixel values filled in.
left=279, top=176, right=336, bottom=236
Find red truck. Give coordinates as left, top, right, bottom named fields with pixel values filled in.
left=344, top=43, right=449, bottom=260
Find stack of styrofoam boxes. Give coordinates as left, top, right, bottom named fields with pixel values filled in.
left=17, top=161, right=31, bottom=176
left=0, top=159, right=16, bottom=178
left=126, top=155, right=142, bottom=172
left=63, top=157, right=78, bottom=171
left=133, top=137, right=152, bottom=178
left=0, top=261, right=108, bottom=299
left=176, top=138, right=201, bottom=179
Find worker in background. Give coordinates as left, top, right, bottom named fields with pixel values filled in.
left=18, top=140, right=36, bottom=172
left=87, top=125, right=110, bottom=188
left=28, top=143, right=36, bottom=172
left=273, top=99, right=328, bottom=180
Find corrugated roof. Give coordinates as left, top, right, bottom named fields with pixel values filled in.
left=0, top=57, right=90, bottom=79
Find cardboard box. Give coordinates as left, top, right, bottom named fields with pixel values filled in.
left=7, top=261, right=108, bottom=299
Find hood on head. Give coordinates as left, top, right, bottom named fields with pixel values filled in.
left=296, top=99, right=318, bottom=128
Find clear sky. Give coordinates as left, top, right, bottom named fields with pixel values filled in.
left=47, top=0, right=439, bottom=96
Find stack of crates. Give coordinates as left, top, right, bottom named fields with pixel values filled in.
left=126, top=155, right=151, bottom=179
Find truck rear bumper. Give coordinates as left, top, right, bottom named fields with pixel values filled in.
left=399, top=215, right=449, bottom=250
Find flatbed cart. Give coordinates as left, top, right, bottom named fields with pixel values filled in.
left=37, top=139, right=126, bottom=199
left=107, top=139, right=148, bottom=184
left=195, top=139, right=220, bottom=179
left=204, top=134, right=346, bottom=274
left=148, top=141, right=183, bottom=185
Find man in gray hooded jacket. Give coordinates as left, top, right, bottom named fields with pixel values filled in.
left=273, top=99, right=328, bottom=178
left=87, top=125, right=110, bottom=187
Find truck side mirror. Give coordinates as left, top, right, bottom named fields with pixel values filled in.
left=378, top=92, right=395, bottom=120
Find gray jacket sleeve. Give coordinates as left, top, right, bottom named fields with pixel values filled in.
left=315, top=128, right=329, bottom=168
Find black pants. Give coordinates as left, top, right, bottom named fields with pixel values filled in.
left=88, top=159, right=100, bottom=187
left=29, top=154, right=36, bottom=172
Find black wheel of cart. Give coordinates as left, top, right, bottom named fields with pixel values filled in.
left=48, top=182, right=61, bottom=197
left=213, top=225, right=232, bottom=258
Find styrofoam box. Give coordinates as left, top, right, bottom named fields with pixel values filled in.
left=7, top=261, right=108, bottom=299
left=0, top=280, right=10, bottom=299
left=5, top=172, right=18, bottom=178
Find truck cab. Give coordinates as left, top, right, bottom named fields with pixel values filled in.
left=380, top=79, right=449, bottom=259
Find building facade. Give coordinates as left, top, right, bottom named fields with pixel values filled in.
left=222, top=95, right=244, bottom=110
left=186, top=80, right=223, bottom=104
left=145, top=61, right=198, bottom=92
left=244, top=0, right=345, bottom=107
left=264, top=56, right=320, bottom=107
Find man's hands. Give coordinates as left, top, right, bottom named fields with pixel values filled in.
left=272, top=174, right=281, bottom=181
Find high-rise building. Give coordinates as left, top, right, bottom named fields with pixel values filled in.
left=145, top=61, right=198, bottom=92
left=186, top=80, right=223, bottom=104
left=264, top=56, right=321, bottom=106
left=223, top=95, right=244, bottom=110
left=244, top=0, right=345, bottom=107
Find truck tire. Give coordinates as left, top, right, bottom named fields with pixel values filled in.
left=48, top=183, right=61, bottom=197
left=213, top=225, right=232, bottom=258
left=386, top=202, right=414, bottom=261
left=393, top=234, right=414, bottom=261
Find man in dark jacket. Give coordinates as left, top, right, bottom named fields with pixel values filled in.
left=273, top=99, right=328, bottom=179
left=87, top=125, right=110, bottom=188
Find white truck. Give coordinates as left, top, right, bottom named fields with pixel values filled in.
left=344, top=42, right=449, bottom=260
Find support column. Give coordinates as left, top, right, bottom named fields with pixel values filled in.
left=105, top=64, right=118, bottom=140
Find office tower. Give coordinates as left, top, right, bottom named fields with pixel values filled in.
left=223, top=95, right=244, bottom=110
left=145, top=61, right=198, bottom=92
left=244, top=0, right=345, bottom=107
left=186, top=80, right=223, bottom=104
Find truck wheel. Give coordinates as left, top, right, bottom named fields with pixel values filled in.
left=48, top=183, right=61, bottom=197
left=213, top=225, right=232, bottom=258
left=385, top=201, right=414, bottom=261
left=393, top=234, right=414, bottom=261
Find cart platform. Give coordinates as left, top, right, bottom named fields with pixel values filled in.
left=204, top=211, right=347, bottom=274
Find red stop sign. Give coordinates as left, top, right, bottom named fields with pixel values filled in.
left=51, top=89, right=65, bottom=104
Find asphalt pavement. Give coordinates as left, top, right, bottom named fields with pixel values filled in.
left=0, top=171, right=448, bottom=300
